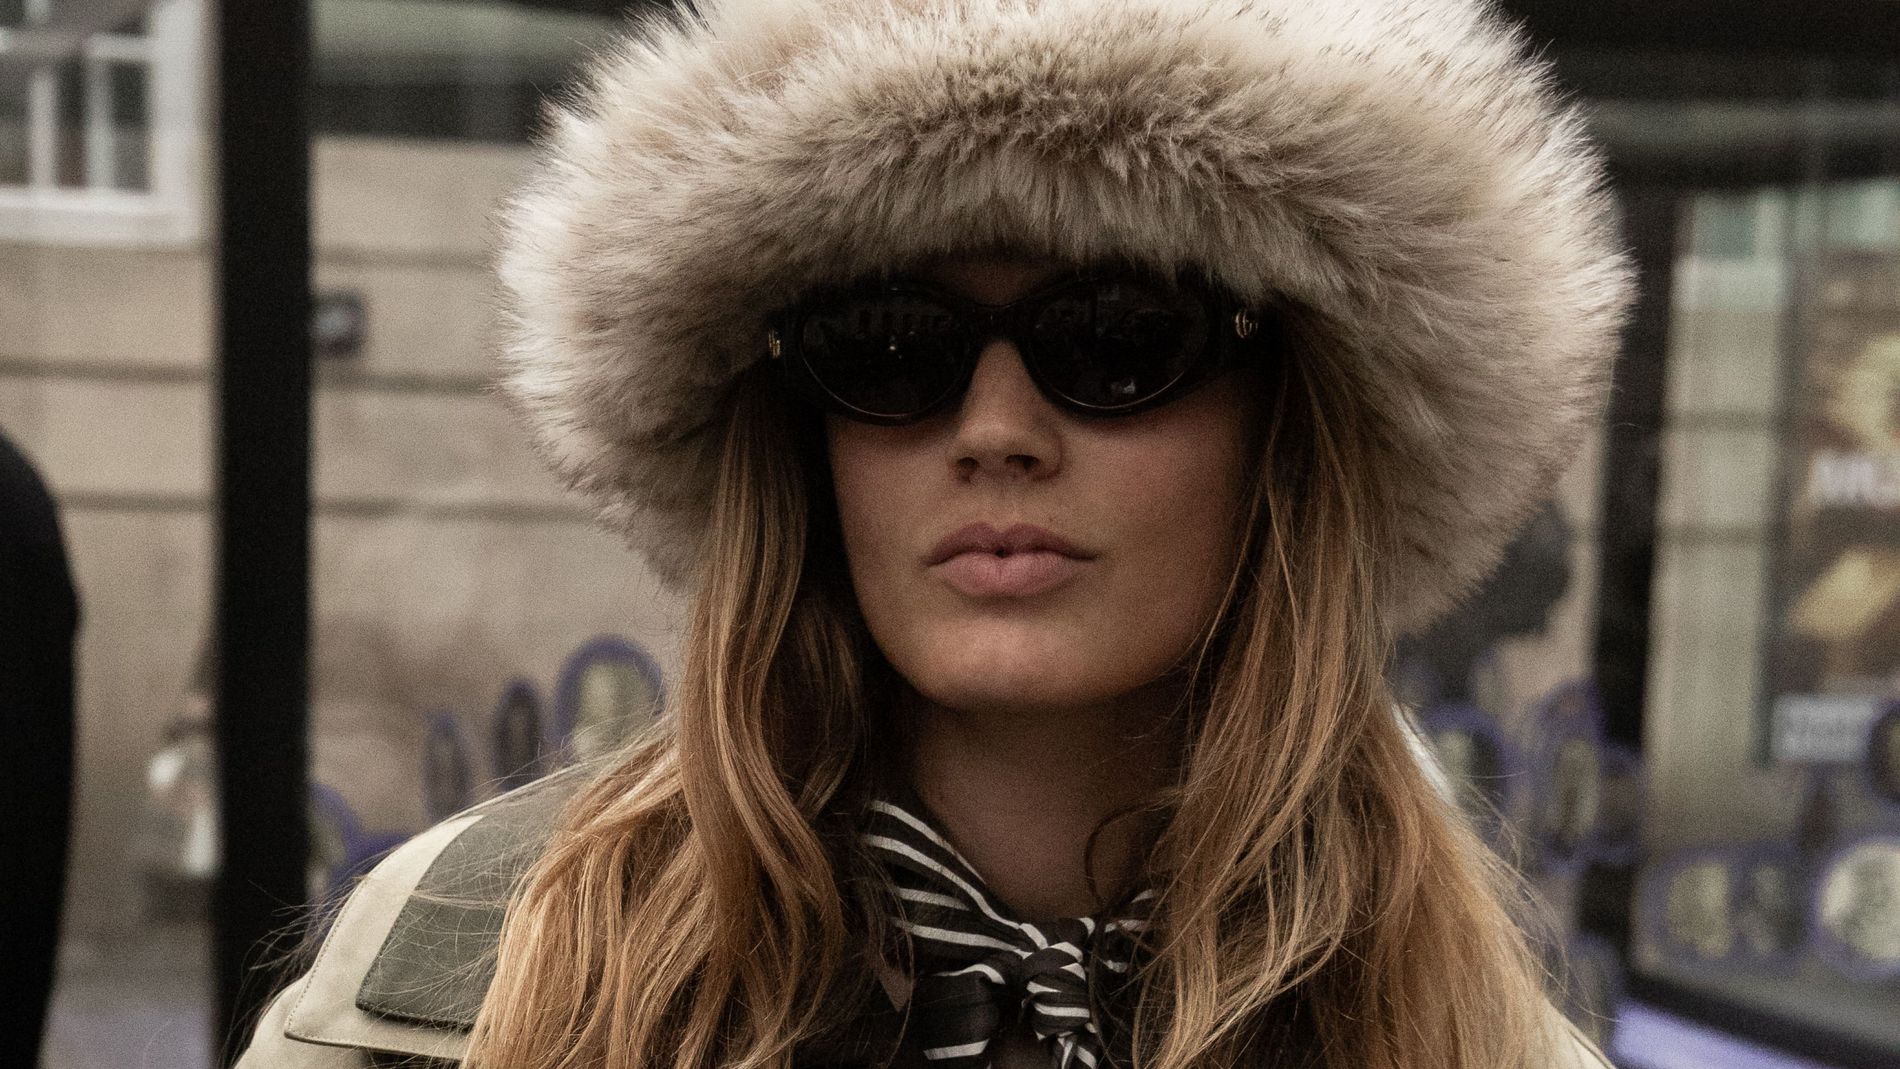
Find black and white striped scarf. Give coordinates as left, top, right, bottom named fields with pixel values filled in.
left=861, top=798, right=1154, bottom=1069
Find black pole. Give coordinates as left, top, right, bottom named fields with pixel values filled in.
left=1590, top=182, right=1678, bottom=754
left=212, top=0, right=312, bottom=1061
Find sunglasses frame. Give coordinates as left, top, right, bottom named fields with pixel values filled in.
left=765, top=267, right=1277, bottom=426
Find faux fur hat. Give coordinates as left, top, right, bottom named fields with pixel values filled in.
left=495, top=0, right=1634, bottom=635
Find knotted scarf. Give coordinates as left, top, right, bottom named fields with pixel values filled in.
left=861, top=798, right=1153, bottom=1069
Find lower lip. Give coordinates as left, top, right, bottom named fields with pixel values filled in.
left=932, top=550, right=1087, bottom=598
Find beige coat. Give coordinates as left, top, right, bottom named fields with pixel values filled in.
left=237, top=768, right=588, bottom=1069
left=237, top=811, right=479, bottom=1068
left=235, top=767, right=1616, bottom=1069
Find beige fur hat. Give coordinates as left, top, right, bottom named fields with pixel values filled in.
left=494, top=0, right=1634, bottom=635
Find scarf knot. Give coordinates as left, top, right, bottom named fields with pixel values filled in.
left=861, top=799, right=1152, bottom=1069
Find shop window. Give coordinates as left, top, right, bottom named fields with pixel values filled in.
left=0, top=0, right=205, bottom=245
left=1636, top=174, right=1900, bottom=1065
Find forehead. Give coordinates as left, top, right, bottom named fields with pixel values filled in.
left=912, top=255, right=1069, bottom=305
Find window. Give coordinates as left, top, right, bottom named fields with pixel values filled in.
left=0, top=0, right=205, bottom=245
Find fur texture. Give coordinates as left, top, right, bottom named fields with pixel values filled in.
left=494, top=0, right=1634, bottom=634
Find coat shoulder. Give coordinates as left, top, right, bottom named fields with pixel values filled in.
left=1546, top=1002, right=1616, bottom=1069
left=235, top=766, right=594, bottom=1067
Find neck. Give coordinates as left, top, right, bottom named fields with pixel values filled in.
left=897, top=675, right=1183, bottom=921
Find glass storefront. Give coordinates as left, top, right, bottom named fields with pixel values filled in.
left=1633, top=177, right=1899, bottom=1062
left=300, top=0, right=678, bottom=930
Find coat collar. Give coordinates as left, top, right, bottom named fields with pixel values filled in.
left=325, top=767, right=917, bottom=1066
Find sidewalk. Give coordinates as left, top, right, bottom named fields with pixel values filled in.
left=42, top=922, right=213, bottom=1069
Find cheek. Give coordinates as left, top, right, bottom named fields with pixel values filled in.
left=826, top=426, right=925, bottom=614
left=1091, top=431, right=1253, bottom=652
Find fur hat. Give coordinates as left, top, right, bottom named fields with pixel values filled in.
left=494, top=0, right=1634, bottom=635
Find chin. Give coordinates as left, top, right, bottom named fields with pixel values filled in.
left=900, top=634, right=1126, bottom=716
left=912, top=673, right=1102, bottom=718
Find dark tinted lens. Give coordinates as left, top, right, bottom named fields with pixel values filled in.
left=797, top=290, right=968, bottom=418
left=1029, top=278, right=1209, bottom=409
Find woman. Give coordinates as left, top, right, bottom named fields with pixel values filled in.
left=239, top=0, right=1632, bottom=1066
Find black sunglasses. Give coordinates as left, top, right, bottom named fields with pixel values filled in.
left=765, top=269, right=1277, bottom=425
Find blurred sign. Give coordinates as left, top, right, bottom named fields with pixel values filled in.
left=312, top=289, right=367, bottom=358
left=491, top=679, right=545, bottom=792
left=552, top=635, right=665, bottom=763
left=1417, top=702, right=1523, bottom=844
left=1811, top=834, right=1900, bottom=981
left=1765, top=250, right=1900, bottom=765
left=1642, top=845, right=1810, bottom=974
left=422, top=711, right=473, bottom=822
left=308, top=783, right=364, bottom=905
left=1773, top=694, right=1882, bottom=763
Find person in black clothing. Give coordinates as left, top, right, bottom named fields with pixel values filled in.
left=0, top=429, right=80, bottom=1068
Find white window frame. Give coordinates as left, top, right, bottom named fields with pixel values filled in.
left=0, top=0, right=207, bottom=246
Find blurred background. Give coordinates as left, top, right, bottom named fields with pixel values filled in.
left=0, top=2, right=1895, bottom=1067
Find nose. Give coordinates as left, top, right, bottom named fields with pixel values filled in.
left=948, top=336, right=1063, bottom=481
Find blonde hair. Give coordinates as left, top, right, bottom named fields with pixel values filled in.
left=464, top=314, right=1572, bottom=1069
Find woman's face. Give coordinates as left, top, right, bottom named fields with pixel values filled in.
left=825, top=255, right=1265, bottom=720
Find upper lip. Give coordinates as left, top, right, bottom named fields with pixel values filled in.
left=925, top=522, right=1092, bottom=566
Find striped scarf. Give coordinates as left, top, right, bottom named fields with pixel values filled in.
left=861, top=798, right=1154, bottom=1069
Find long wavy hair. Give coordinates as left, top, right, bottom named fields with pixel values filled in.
left=463, top=306, right=1580, bottom=1069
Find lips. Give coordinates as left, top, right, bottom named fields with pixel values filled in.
left=925, top=522, right=1093, bottom=598
left=925, top=522, right=1090, bottom=566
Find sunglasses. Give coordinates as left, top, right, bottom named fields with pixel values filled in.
left=765, top=269, right=1277, bottom=425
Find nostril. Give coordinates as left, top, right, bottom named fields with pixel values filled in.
left=951, top=441, right=1055, bottom=483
